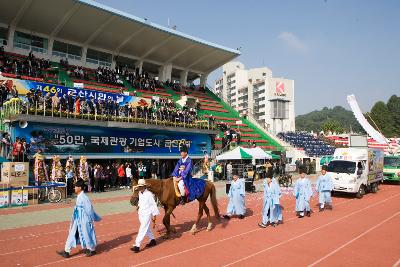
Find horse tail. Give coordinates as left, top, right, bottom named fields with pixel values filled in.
left=210, top=182, right=220, bottom=219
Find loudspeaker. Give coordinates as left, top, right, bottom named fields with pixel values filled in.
left=19, top=121, right=28, bottom=128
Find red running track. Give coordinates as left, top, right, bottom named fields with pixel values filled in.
left=1, top=184, right=399, bottom=267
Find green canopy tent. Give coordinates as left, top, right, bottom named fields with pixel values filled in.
left=216, top=146, right=253, bottom=161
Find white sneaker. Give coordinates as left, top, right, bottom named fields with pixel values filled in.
left=119, top=186, right=124, bottom=189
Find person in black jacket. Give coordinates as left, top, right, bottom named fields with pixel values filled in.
left=67, top=92, right=74, bottom=114
left=150, top=161, right=158, bottom=179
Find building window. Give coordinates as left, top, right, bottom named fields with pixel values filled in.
left=271, top=100, right=288, bottom=119
left=86, top=48, right=112, bottom=67
left=53, top=40, right=82, bottom=61
left=14, top=31, right=48, bottom=54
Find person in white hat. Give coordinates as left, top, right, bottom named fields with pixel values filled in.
left=131, top=179, right=159, bottom=253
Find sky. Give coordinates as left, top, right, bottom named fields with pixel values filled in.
left=96, top=0, right=400, bottom=115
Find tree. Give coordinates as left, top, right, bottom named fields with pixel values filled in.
left=386, top=95, right=400, bottom=136
left=322, top=119, right=344, bottom=134
left=368, top=101, right=395, bottom=137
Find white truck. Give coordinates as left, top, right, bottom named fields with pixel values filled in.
left=327, top=147, right=384, bottom=198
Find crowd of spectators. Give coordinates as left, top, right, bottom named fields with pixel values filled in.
left=0, top=81, right=18, bottom=107
left=0, top=48, right=51, bottom=78
left=5, top=88, right=207, bottom=128
left=1, top=132, right=29, bottom=162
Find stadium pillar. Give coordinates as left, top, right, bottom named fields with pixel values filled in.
left=180, top=69, right=188, bottom=86
left=158, top=63, right=172, bottom=82
left=111, top=57, right=116, bottom=69
left=48, top=38, right=54, bottom=58
left=135, top=60, right=143, bottom=75
left=82, top=46, right=88, bottom=64
left=200, top=72, right=209, bottom=88
left=7, top=26, right=15, bottom=50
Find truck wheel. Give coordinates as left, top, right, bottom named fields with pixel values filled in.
left=371, top=183, right=378, bottom=193
left=356, top=185, right=365, bottom=199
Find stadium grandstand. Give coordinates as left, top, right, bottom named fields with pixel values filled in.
left=0, top=0, right=284, bottom=180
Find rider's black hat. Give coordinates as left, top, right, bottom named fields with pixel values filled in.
left=180, top=144, right=188, bottom=153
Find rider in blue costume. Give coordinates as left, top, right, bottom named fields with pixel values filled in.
left=172, top=145, right=205, bottom=205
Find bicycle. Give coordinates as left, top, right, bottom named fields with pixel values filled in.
left=38, top=181, right=63, bottom=203
left=278, top=174, right=293, bottom=188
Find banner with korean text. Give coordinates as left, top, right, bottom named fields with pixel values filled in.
left=14, top=122, right=211, bottom=157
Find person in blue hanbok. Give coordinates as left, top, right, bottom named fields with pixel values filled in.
left=258, top=174, right=281, bottom=228
left=172, top=145, right=205, bottom=205
left=293, top=167, right=313, bottom=218
left=316, top=165, right=333, bottom=211
left=223, top=173, right=246, bottom=220
left=57, top=179, right=101, bottom=258
left=272, top=176, right=283, bottom=224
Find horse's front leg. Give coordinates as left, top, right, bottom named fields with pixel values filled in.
left=191, top=201, right=204, bottom=235
left=162, top=206, right=174, bottom=238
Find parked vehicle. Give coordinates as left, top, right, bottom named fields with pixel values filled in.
left=327, top=148, right=384, bottom=198
left=383, top=155, right=400, bottom=182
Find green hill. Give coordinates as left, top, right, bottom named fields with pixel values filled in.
left=295, top=106, right=364, bottom=133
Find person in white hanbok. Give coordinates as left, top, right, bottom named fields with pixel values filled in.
left=316, top=165, right=333, bottom=211
left=293, top=167, right=313, bottom=218
left=57, top=179, right=101, bottom=258
left=259, top=174, right=281, bottom=228
left=131, top=179, right=160, bottom=253
left=223, top=174, right=246, bottom=220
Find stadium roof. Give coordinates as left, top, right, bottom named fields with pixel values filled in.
left=0, top=0, right=240, bottom=76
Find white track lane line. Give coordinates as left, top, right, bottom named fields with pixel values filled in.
left=393, top=257, right=400, bottom=267
left=308, top=210, right=400, bottom=266
left=218, top=192, right=400, bottom=267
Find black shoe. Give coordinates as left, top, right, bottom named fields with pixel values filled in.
left=145, top=239, right=156, bottom=248
left=319, top=207, right=324, bottom=212
left=179, top=197, right=186, bottom=205
left=57, top=250, right=70, bottom=258
left=222, top=215, right=231, bottom=220
left=278, top=220, right=284, bottom=225
left=85, top=250, right=96, bottom=257
left=306, top=211, right=311, bottom=217
left=258, top=223, right=267, bottom=228
left=238, top=215, right=245, bottom=219
left=130, top=246, right=140, bottom=253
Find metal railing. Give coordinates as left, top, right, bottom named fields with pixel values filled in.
left=1, top=98, right=217, bottom=131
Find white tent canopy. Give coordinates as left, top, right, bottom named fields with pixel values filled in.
left=216, top=146, right=272, bottom=161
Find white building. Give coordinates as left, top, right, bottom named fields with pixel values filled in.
left=214, top=61, right=295, bottom=134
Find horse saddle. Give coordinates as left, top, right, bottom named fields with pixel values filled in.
left=173, top=179, right=181, bottom=198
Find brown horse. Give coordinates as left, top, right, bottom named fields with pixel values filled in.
left=130, top=178, right=220, bottom=237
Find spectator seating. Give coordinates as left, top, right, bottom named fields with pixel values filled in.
left=277, top=131, right=335, bottom=157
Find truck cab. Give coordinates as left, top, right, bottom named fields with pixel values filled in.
left=383, top=156, right=400, bottom=182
